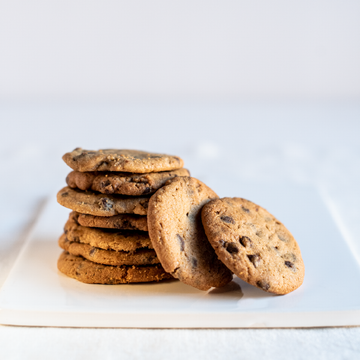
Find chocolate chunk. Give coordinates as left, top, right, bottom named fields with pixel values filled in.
left=142, top=187, right=151, bottom=195
left=242, top=206, right=250, bottom=213
left=239, top=236, right=252, bottom=248
left=247, top=254, right=261, bottom=268
left=177, top=234, right=185, bottom=251
left=285, top=261, right=294, bottom=268
left=256, top=280, right=270, bottom=291
left=221, top=216, right=235, bottom=224
left=89, top=247, right=97, bottom=256
left=225, top=242, right=239, bottom=254
left=100, top=179, right=111, bottom=189
left=191, top=257, right=198, bottom=268
left=98, top=198, right=113, bottom=211
left=61, top=192, right=69, bottom=197
left=278, top=234, right=288, bottom=242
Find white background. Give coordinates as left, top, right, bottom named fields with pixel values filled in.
left=1, top=1, right=360, bottom=359
left=0, top=1, right=360, bottom=100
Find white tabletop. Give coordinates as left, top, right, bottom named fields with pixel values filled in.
left=1, top=101, right=360, bottom=359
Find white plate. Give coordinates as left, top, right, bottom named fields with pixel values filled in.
left=1, top=185, right=360, bottom=328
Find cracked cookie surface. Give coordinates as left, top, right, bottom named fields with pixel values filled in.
left=66, top=168, right=190, bottom=196
left=147, top=177, right=233, bottom=291
left=57, top=187, right=149, bottom=216
left=57, top=251, right=173, bottom=284
left=59, top=234, right=159, bottom=266
left=63, top=148, right=184, bottom=173
left=201, top=197, right=305, bottom=295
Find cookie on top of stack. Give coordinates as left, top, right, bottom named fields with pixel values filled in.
left=57, top=148, right=189, bottom=284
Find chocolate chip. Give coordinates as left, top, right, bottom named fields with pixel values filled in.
left=239, top=236, right=252, bottom=248
left=61, top=192, right=69, bottom=197
left=100, top=180, right=111, bottom=189
left=64, top=229, right=68, bottom=234
left=256, top=280, right=270, bottom=291
left=225, top=242, right=239, bottom=254
left=221, top=216, right=235, bottom=224
left=177, top=234, right=185, bottom=251
left=247, top=254, right=261, bottom=268
left=278, top=234, right=288, bottom=242
left=242, top=206, right=250, bottom=213
left=98, top=198, right=113, bottom=211
left=89, top=248, right=97, bottom=256
left=191, top=257, right=198, bottom=268
left=285, top=261, right=294, bottom=268
left=142, top=187, right=151, bottom=195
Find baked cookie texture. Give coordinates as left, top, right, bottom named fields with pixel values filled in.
left=201, top=197, right=305, bottom=295
left=147, top=177, right=233, bottom=291
left=57, top=251, right=173, bottom=284
left=66, top=168, right=190, bottom=196
left=65, top=212, right=152, bottom=251
left=59, top=234, right=159, bottom=266
left=63, top=148, right=184, bottom=173
left=76, top=213, right=148, bottom=231
left=57, top=186, right=149, bottom=216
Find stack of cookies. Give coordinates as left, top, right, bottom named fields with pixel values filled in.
left=57, top=147, right=305, bottom=295
left=57, top=148, right=190, bottom=285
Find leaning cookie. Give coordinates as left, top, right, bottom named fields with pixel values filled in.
left=63, top=148, right=184, bottom=173
left=57, top=187, right=149, bottom=216
left=66, top=168, right=190, bottom=196
left=57, top=251, right=173, bottom=284
left=59, top=234, right=159, bottom=266
left=201, top=197, right=305, bottom=295
left=147, top=177, right=233, bottom=291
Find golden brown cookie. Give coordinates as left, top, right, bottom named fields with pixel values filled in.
left=57, top=251, right=173, bottom=284
left=63, top=148, right=184, bottom=173
left=75, top=213, right=148, bottom=231
left=147, top=177, right=233, bottom=291
left=66, top=168, right=190, bottom=196
left=57, top=187, right=149, bottom=216
left=201, top=197, right=305, bottom=295
left=59, top=234, right=159, bottom=266
left=65, top=212, right=152, bottom=251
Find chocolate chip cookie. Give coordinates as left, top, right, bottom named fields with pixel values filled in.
left=57, top=251, right=173, bottom=284
left=147, top=177, right=233, bottom=291
left=201, top=197, right=305, bottom=295
left=63, top=148, right=184, bottom=173
left=59, top=234, right=159, bottom=266
left=66, top=168, right=190, bottom=196
left=57, top=187, right=149, bottom=216
left=75, top=213, right=148, bottom=231
left=65, top=212, right=152, bottom=251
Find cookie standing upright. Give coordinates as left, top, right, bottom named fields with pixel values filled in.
left=63, top=148, right=184, bottom=173
left=201, top=197, right=305, bottom=295
left=147, top=177, right=233, bottom=291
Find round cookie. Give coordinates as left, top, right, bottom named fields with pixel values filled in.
left=57, top=251, right=173, bottom=284
left=66, top=168, right=190, bottom=196
left=65, top=212, right=152, bottom=251
left=57, top=187, right=149, bottom=216
left=75, top=213, right=148, bottom=231
left=201, top=197, right=305, bottom=295
left=147, top=177, right=233, bottom=291
left=59, top=234, right=159, bottom=266
left=63, top=148, right=184, bottom=173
